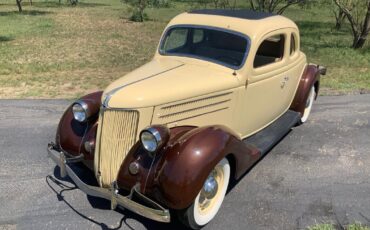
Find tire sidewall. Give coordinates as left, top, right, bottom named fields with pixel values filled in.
left=179, top=158, right=230, bottom=229
left=300, top=86, right=315, bottom=123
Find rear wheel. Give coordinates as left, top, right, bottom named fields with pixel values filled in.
left=177, top=158, right=230, bottom=229
left=300, top=86, right=315, bottom=123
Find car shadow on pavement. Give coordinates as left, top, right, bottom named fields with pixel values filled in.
left=47, top=166, right=187, bottom=230
left=227, top=129, right=293, bottom=193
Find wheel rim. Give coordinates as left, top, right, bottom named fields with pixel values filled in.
left=301, top=86, right=315, bottom=123
left=198, top=167, right=224, bottom=215
left=193, top=158, right=230, bottom=226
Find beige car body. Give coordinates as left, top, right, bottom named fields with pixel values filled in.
left=102, top=12, right=305, bottom=136
left=47, top=11, right=323, bottom=227
left=95, top=12, right=307, bottom=187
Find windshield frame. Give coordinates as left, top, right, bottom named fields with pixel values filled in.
left=158, top=24, right=251, bottom=70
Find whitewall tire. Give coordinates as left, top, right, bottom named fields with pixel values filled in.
left=177, top=158, right=230, bottom=229
left=300, top=86, right=315, bottom=123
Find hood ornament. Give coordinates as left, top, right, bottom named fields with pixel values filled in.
left=103, top=94, right=111, bottom=108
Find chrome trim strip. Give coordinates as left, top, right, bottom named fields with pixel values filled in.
left=162, top=107, right=229, bottom=124
left=159, top=99, right=231, bottom=119
left=47, top=144, right=170, bottom=223
left=160, top=91, right=232, bottom=110
left=96, top=108, right=105, bottom=186
left=103, top=64, right=185, bottom=108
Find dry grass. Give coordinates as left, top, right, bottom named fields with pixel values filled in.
left=0, top=0, right=369, bottom=98
left=0, top=0, right=167, bottom=98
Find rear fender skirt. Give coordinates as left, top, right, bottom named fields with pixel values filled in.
left=116, top=125, right=260, bottom=210
left=290, top=64, right=322, bottom=116
left=56, top=91, right=103, bottom=158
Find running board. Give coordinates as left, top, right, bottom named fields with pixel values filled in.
left=243, top=110, right=301, bottom=156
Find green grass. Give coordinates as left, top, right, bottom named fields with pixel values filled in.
left=0, top=0, right=369, bottom=98
left=308, top=223, right=370, bottom=230
left=283, top=5, right=370, bottom=95
left=308, top=223, right=335, bottom=230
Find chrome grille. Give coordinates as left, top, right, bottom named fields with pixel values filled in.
left=95, top=109, right=139, bottom=188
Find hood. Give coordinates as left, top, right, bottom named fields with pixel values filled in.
left=103, top=58, right=240, bottom=108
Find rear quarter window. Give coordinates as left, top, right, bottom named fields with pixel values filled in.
left=290, top=33, right=297, bottom=55
left=254, top=34, right=285, bottom=68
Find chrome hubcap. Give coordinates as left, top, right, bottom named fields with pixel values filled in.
left=198, top=168, right=223, bottom=214
left=202, top=173, right=218, bottom=199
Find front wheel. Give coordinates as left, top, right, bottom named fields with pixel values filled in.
left=300, top=86, right=316, bottom=123
left=177, top=158, right=230, bottom=229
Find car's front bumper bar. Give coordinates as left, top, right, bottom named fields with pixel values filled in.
left=47, top=143, right=170, bottom=223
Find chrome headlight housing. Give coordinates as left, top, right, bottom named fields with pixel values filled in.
left=72, top=100, right=90, bottom=123
left=140, top=125, right=169, bottom=153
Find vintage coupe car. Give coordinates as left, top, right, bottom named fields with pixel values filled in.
left=47, top=9, right=326, bottom=229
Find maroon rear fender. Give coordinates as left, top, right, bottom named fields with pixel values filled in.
left=142, top=125, right=260, bottom=210
left=290, top=64, right=322, bottom=116
left=55, top=91, right=103, bottom=158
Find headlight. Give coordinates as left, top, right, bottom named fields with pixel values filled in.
left=72, top=101, right=89, bottom=122
left=140, top=125, right=170, bottom=153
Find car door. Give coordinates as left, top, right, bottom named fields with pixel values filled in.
left=240, top=29, right=301, bottom=138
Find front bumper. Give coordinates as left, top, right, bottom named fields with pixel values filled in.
left=47, top=143, right=170, bottom=223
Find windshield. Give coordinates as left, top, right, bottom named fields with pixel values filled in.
left=159, top=26, right=249, bottom=69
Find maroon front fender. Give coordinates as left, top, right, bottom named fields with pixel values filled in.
left=154, top=126, right=234, bottom=209
left=117, top=125, right=261, bottom=210
left=56, top=91, right=102, bottom=158
left=156, top=126, right=261, bottom=209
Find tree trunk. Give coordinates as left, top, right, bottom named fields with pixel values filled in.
left=353, top=1, right=370, bottom=49
left=139, top=0, right=145, bottom=22
left=277, top=0, right=302, bottom=15
left=249, top=0, right=255, bottom=10
left=213, top=0, right=218, bottom=8
left=16, top=0, right=22, bottom=12
left=334, top=0, right=369, bottom=49
left=353, top=37, right=366, bottom=49
left=335, top=9, right=346, bottom=30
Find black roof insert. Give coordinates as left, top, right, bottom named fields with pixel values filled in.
left=189, top=9, right=276, bottom=20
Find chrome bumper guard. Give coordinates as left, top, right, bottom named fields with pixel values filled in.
left=47, top=143, right=170, bottom=223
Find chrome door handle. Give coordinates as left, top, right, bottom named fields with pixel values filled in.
left=281, top=76, right=289, bottom=88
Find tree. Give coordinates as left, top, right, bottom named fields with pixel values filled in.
left=15, top=0, right=35, bottom=12
left=58, top=0, right=78, bottom=5
left=334, top=8, right=346, bottom=29
left=332, top=0, right=352, bottom=30
left=334, top=0, right=370, bottom=49
left=69, top=0, right=78, bottom=5
left=122, top=0, right=148, bottom=22
left=249, top=0, right=306, bottom=14
left=16, top=0, right=22, bottom=12
left=212, top=0, right=232, bottom=9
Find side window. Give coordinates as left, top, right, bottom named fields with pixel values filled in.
left=193, top=29, right=204, bottom=44
left=290, top=33, right=296, bottom=55
left=162, top=28, right=188, bottom=52
left=254, top=34, right=285, bottom=68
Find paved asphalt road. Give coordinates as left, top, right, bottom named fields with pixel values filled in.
left=0, top=95, right=369, bottom=230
